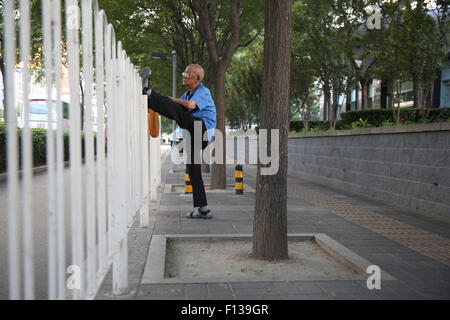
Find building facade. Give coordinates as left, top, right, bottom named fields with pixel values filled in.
left=320, top=57, right=450, bottom=120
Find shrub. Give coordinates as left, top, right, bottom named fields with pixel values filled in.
left=335, top=121, right=352, bottom=130
left=31, top=128, right=47, bottom=166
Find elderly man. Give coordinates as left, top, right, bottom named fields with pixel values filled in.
left=141, top=64, right=216, bottom=219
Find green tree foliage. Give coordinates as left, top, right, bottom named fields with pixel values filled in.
left=98, top=0, right=185, bottom=96
left=225, top=36, right=263, bottom=131
left=292, top=0, right=349, bottom=128
left=99, top=0, right=264, bottom=98
left=373, top=0, right=449, bottom=109
left=160, top=116, right=173, bottom=134
left=332, top=0, right=378, bottom=110
left=290, top=33, right=318, bottom=127
left=225, top=21, right=326, bottom=132
left=225, top=33, right=322, bottom=131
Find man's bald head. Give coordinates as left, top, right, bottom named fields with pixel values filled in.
left=188, top=64, right=205, bottom=82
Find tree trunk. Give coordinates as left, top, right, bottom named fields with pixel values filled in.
left=361, top=78, right=368, bottom=110
left=304, top=96, right=311, bottom=133
left=252, top=0, right=291, bottom=261
left=426, top=80, right=434, bottom=109
left=413, top=78, right=424, bottom=109
left=396, top=80, right=401, bottom=124
left=324, top=86, right=332, bottom=124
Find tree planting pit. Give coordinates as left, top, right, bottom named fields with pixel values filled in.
left=141, top=233, right=394, bottom=284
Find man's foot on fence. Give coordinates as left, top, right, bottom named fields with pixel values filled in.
left=186, top=208, right=213, bottom=219
left=141, top=66, right=152, bottom=95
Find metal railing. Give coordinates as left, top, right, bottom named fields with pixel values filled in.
left=3, top=0, right=160, bottom=299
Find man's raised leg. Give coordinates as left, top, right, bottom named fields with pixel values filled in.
left=145, top=90, right=192, bottom=129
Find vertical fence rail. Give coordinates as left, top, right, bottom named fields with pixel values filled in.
left=66, top=0, right=84, bottom=300
left=81, top=0, right=96, bottom=298
left=125, top=58, right=132, bottom=225
left=42, top=0, right=57, bottom=300
left=140, top=95, right=149, bottom=228
left=5, top=0, right=20, bottom=300
left=95, top=9, right=107, bottom=281
left=19, top=0, right=34, bottom=300
left=52, top=0, right=66, bottom=301
left=111, top=44, right=128, bottom=296
left=4, top=0, right=158, bottom=300
left=105, top=23, right=115, bottom=263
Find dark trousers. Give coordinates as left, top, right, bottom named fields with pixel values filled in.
left=147, top=90, right=208, bottom=208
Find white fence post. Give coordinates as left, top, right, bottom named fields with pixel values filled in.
left=149, top=136, right=158, bottom=202
left=52, top=0, right=66, bottom=301
left=106, top=23, right=116, bottom=266
left=111, top=44, right=128, bottom=296
left=140, top=95, right=150, bottom=228
left=96, top=9, right=107, bottom=281
left=43, top=0, right=57, bottom=300
left=5, top=0, right=20, bottom=300
left=156, top=126, right=162, bottom=187
left=81, top=0, right=97, bottom=299
left=19, top=0, right=34, bottom=300
left=66, top=0, right=85, bottom=300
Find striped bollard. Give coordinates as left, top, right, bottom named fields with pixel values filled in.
left=235, top=165, right=243, bottom=195
left=185, top=169, right=192, bottom=194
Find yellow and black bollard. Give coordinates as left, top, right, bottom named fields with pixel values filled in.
left=185, top=169, right=192, bottom=194
left=235, top=164, right=243, bottom=195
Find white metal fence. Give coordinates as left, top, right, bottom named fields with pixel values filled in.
left=3, top=0, right=161, bottom=299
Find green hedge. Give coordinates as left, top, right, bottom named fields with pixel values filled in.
left=0, top=122, right=97, bottom=174
left=290, top=120, right=351, bottom=132
left=340, top=107, right=450, bottom=127
left=423, top=107, right=450, bottom=122
left=290, top=120, right=330, bottom=132
left=290, top=107, right=450, bottom=133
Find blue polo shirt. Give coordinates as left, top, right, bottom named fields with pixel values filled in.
left=180, top=82, right=216, bottom=142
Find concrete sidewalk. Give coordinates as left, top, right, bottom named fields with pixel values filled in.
left=96, top=150, right=450, bottom=300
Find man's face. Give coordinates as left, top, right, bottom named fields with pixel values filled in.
left=182, top=67, right=200, bottom=88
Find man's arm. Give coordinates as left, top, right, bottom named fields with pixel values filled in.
left=169, top=96, right=196, bottom=110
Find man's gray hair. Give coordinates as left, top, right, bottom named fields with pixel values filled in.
left=188, top=64, right=205, bottom=82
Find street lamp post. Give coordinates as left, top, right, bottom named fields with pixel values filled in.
left=151, top=51, right=177, bottom=172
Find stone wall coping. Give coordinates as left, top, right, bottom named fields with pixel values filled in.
left=288, top=122, right=450, bottom=139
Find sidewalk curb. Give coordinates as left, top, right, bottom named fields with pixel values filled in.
left=0, top=161, right=71, bottom=182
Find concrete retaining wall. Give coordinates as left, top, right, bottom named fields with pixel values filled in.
left=288, top=123, right=450, bottom=220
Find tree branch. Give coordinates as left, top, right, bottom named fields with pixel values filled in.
left=192, top=0, right=219, bottom=62
left=237, top=29, right=262, bottom=49
left=221, top=0, right=243, bottom=67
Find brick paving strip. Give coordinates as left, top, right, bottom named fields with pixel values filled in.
left=245, top=166, right=450, bottom=267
